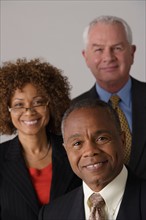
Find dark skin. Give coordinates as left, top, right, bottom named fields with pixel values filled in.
left=63, top=108, right=125, bottom=192
left=9, top=83, right=51, bottom=169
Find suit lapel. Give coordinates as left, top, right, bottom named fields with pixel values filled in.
left=90, top=84, right=99, bottom=98
left=2, top=137, right=40, bottom=215
left=129, top=78, right=146, bottom=169
left=68, top=187, right=85, bottom=220
left=116, top=171, right=142, bottom=220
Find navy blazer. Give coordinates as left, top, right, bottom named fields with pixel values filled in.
left=72, top=77, right=146, bottom=179
left=39, top=171, right=146, bottom=220
left=0, top=133, right=82, bottom=220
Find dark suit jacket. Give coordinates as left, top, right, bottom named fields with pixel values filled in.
left=72, top=77, right=146, bottom=179
left=0, top=133, right=82, bottom=220
left=39, top=171, right=146, bottom=220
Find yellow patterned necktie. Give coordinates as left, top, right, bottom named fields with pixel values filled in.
left=110, top=95, right=131, bottom=164
left=88, top=193, right=105, bottom=220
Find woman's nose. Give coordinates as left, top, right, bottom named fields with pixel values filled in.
left=23, top=107, right=36, bottom=115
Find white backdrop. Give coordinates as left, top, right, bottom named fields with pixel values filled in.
left=0, top=0, right=146, bottom=143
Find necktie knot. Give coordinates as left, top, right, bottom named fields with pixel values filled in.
left=110, top=95, right=120, bottom=109
left=89, top=193, right=105, bottom=209
left=88, top=193, right=105, bottom=220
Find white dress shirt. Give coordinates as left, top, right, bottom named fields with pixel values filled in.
left=83, top=165, right=128, bottom=220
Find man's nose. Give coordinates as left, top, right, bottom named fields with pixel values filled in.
left=102, top=48, right=116, bottom=62
left=83, top=142, right=101, bottom=157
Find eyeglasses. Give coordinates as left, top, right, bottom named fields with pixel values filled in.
left=8, top=101, right=49, bottom=115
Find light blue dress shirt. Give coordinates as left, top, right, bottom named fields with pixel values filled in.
left=95, top=78, right=132, bottom=132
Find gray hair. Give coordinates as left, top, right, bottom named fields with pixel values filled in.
left=61, top=98, right=122, bottom=138
left=83, top=15, right=133, bottom=48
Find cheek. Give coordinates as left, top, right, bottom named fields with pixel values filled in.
left=43, top=111, right=50, bottom=124
left=85, top=52, right=96, bottom=65
left=67, top=151, right=80, bottom=170
left=44, top=116, right=50, bottom=124
left=110, top=146, right=124, bottom=162
left=10, top=115, right=18, bottom=125
left=121, top=52, right=133, bottom=65
left=103, top=145, right=118, bottom=159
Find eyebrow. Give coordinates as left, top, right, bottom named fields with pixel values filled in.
left=92, top=42, right=124, bottom=47
left=12, top=98, right=24, bottom=102
left=66, top=134, right=81, bottom=143
left=66, top=130, right=112, bottom=143
left=12, top=96, right=43, bottom=101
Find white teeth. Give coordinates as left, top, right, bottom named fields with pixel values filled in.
left=87, top=163, right=103, bottom=169
left=23, top=120, right=38, bottom=125
left=87, top=165, right=94, bottom=168
left=93, top=164, right=99, bottom=168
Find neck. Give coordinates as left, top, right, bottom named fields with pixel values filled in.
left=97, top=77, right=129, bottom=93
left=18, top=131, right=48, bottom=154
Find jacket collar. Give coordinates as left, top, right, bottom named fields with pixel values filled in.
left=2, top=136, right=40, bottom=215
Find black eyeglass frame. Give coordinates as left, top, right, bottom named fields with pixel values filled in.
left=8, top=101, right=49, bottom=115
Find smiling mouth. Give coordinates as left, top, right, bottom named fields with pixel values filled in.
left=101, top=66, right=118, bottom=71
left=23, top=120, right=38, bottom=125
left=85, top=161, right=108, bottom=170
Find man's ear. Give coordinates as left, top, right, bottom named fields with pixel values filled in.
left=121, top=131, right=126, bottom=148
left=62, top=143, right=67, bottom=152
left=62, top=142, right=66, bottom=148
left=131, top=45, right=136, bottom=64
left=82, top=49, right=85, bottom=57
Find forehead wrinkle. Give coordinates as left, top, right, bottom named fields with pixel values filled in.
left=93, top=130, right=112, bottom=135
left=65, top=129, right=113, bottom=144
left=66, top=133, right=81, bottom=143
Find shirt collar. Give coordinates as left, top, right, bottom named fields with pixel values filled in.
left=83, top=165, right=128, bottom=214
left=96, top=78, right=132, bottom=106
left=100, top=166, right=127, bottom=215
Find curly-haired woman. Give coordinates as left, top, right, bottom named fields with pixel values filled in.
left=0, top=58, right=81, bottom=220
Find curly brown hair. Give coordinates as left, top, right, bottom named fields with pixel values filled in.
left=0, top=58, right=71, bottom=135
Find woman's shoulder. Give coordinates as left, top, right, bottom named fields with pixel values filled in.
left=0, top=136, right=18, bottom=154
left=0, top=135, right=17, bottom=144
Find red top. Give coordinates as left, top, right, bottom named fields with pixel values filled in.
left=28, top=163, right=52, bottom=205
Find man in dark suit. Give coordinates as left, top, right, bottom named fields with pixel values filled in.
left=73, top=15, right=146, bottom=179
left=39, top=99, right=146, bottom=220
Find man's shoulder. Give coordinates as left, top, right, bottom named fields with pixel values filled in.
left=49, top=186, right=82, bottom=206
left=39, top=186, right=83, bottom=220
left=131, top=77, right=146, bottom=103
left=126, top=169, right=146, bottom=187
left=72, top=84, right=98, bottom=104
left=131, top=77, right=146, bottom=89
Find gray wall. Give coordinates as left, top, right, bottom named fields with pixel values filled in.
left=1, top=0, right=146, bottom=143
